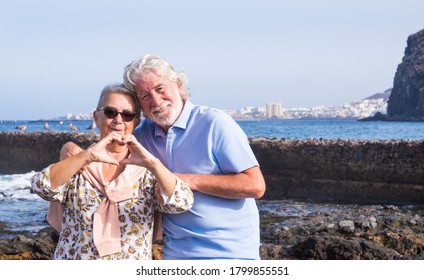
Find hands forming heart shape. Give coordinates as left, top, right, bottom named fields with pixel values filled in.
left=88, top=132, right=155, bottom=168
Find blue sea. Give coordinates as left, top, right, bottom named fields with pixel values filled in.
left=1, top=118, right=424, bottom=238
left=3, top=118, right=424, bottom=140
left=237, top=118, right=424, bottom=140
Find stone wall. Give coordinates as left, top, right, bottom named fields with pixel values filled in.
left=1, top=132, right=424, bottom=205
left=249, top=138, right=424, bottom=205
left=0, top=132, right=99, bottom=174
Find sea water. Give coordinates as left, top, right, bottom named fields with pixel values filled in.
left=0, top=172, right=50, bottom=238
left=2, top=118, right=424, bottom=236
left=236, top=118, right=424, bottom=140
left=3, top=118, right=424, bottom=140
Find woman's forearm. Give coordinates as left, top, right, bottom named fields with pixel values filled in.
left=146, top=158, right=177, bottom=197
left=49, top=150, right=93, bottom=189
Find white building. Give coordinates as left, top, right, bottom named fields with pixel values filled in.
left=266, top=103, right=282, bottom=118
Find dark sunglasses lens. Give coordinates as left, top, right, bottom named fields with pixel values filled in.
left=104, top=107, right=118, bottom=119
left=121, top=111, right=136, bottom=121
left=102, top=107, right=136, bottom=121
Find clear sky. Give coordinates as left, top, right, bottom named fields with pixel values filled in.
left=1, top=0, right=423, bottom=120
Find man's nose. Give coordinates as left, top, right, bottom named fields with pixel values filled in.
left=150, top=91, right=163, bottom=105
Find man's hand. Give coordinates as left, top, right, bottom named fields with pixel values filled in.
left=60, top=141, right=83, bottom=160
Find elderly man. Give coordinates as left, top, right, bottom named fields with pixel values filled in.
left=123, top=54, right=266, bottom=260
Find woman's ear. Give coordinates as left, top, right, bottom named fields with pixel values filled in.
left=134, top=117, right=141, bottom=128
left=93, top=110, right=99, bottom=127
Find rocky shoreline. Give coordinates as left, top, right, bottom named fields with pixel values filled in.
left=1, top=201, right=423, bottom=260
left=1, top=132, right=424, bottom=259
left=259, top=201, right=424, bottom=260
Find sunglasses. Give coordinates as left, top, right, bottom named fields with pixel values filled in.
left=98, top=106, right=138, bottom=122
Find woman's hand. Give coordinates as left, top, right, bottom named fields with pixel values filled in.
left=86, top=132, right=124, bottom=165
left=119, top=134, right=156, bottom=169
left=120, top=134, right=176, bottom=197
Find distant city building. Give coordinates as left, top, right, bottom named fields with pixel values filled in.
left=266, top=103, right=282, bottom=118
left=224, top=91, right=389, bottom=120
left=62, top=89, right=390, bottom=121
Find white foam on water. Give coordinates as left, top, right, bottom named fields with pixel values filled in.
left=0, top=171, right=43, bottom=201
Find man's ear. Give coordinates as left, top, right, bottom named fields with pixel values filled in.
left=178, top=81, right=184, bottom=92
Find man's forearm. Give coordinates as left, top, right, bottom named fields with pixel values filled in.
left=177, top=166, right=266, bottom=199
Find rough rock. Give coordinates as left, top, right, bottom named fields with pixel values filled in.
left=249, top=138, right=424, bottom=205
left=0, top=131, right=99, bottom=174
left=0, top=228, right=58, bottom=260
left=259, top=203, right=424, bottom=260
left=387, top=28, right=424, bottom=120
left=1, top=132, right=424, bottom=259
left=2, top=202, right=423, bottom=260
left=2, top=132, right=424, bottom=205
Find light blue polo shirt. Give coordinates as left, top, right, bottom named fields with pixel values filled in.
left=134, top=101, right=261, bottom=259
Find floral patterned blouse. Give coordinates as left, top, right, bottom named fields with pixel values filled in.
left=31, top=166, right=193, bottom=260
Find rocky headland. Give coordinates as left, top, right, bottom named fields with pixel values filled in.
left=1, top=132, right=424, bottom=260
left=387, top=28, right=424, bottom=120
left=365, top=28, right=424, bottom=121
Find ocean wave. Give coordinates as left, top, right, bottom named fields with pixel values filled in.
left=0, top=171, right=41, bottom=201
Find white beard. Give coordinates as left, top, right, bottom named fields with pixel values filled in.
left=150, top=100, right=180, bottom=128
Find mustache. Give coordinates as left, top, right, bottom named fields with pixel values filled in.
left=152, top=100, right=172, bottom=113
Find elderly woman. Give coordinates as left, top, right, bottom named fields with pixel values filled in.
left=30, top=83, right=193, bottom=260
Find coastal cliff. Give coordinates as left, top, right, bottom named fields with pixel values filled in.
left=386, top=28, right=424, bottom=120
left=1, top=131, right=424, bottom=205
